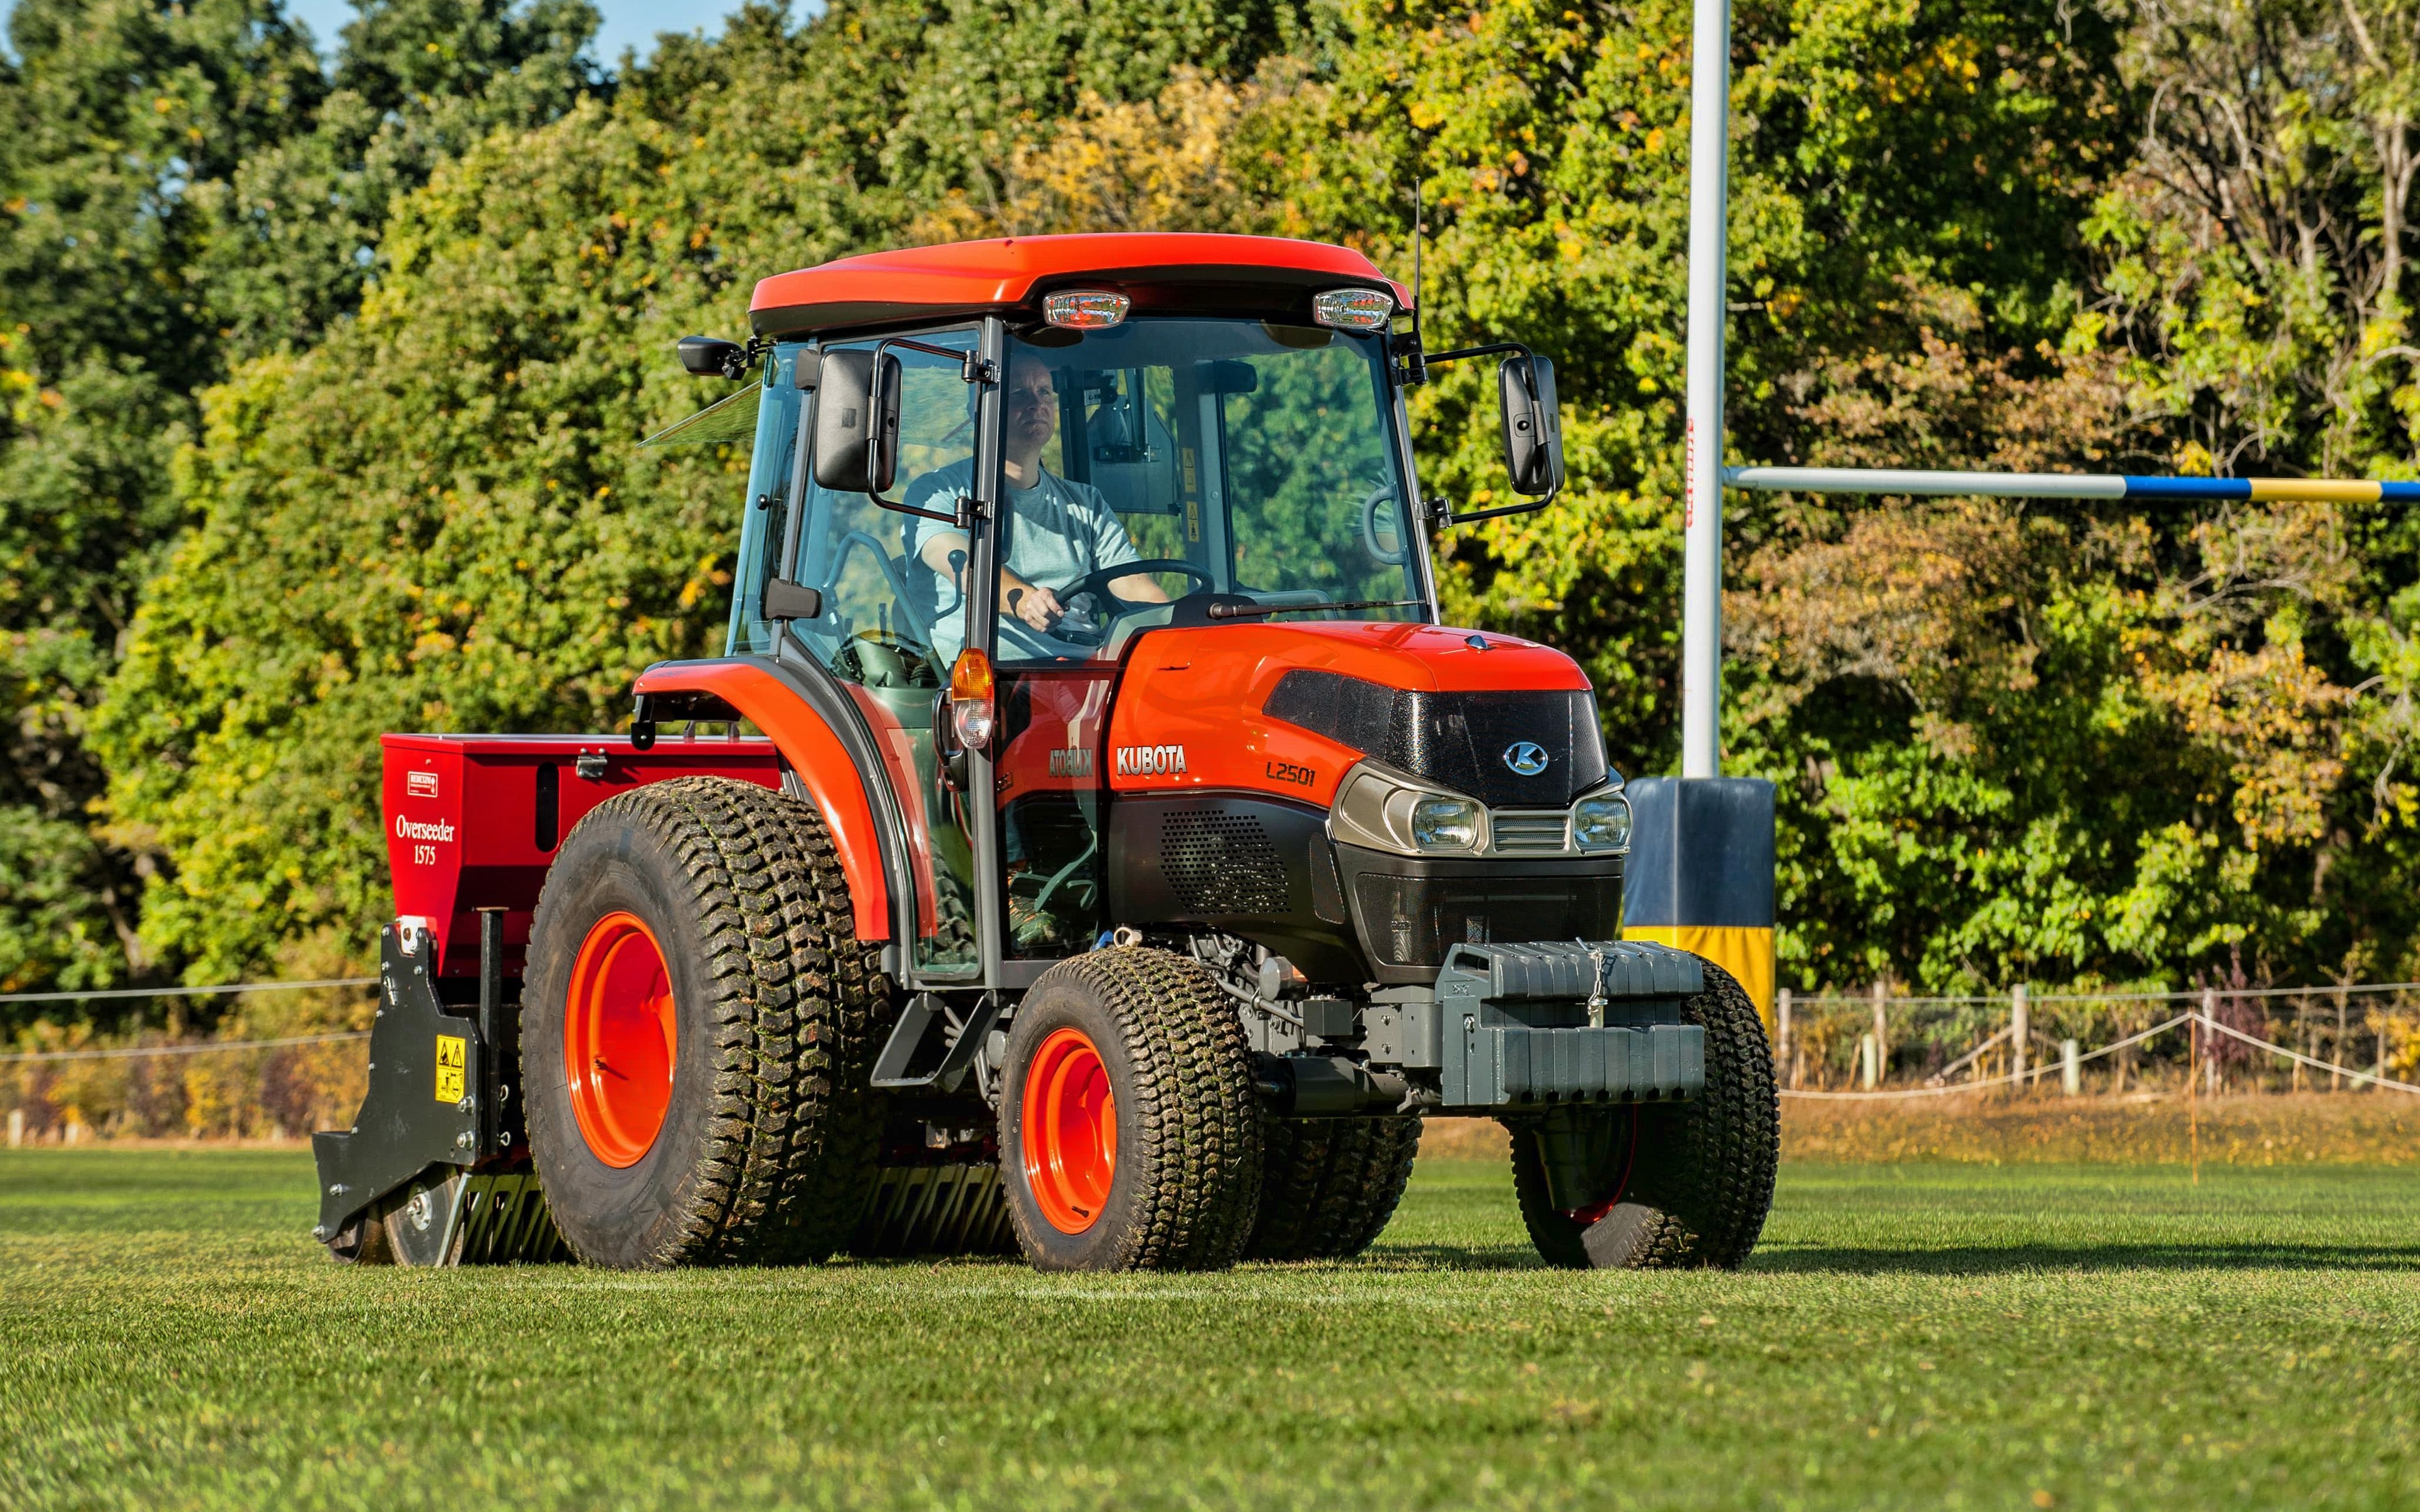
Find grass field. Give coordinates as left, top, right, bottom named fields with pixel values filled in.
left=4, top=1148, right=2417, bottom=1510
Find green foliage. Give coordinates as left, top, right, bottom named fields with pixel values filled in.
left=0, top=0, right=327, bottom=998
left=193, top=0, right=606, bottom=361
left=0, top=0, right=601, bottom=1014
left=93, top=0, right=1308, bottom=981
left=27, top=0, right=2420, bottom=1007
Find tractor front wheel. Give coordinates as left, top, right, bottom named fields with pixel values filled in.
left=999, top=948, right=1263, bottom=1271
left=521, top=777, right=889, bottom=1269
left=1507, top=958, right=1778, bottom=1269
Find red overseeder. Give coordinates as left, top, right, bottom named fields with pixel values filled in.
left=381, top=733, right=780, bottom=980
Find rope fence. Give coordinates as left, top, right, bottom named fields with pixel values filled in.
left=1779, top=1011, right=2420, bottom=1100
left=4, top=975, right=381, bottom=1145
left=0, top=976, right=376, bottom=1006
left=0, top=1031, right=371, bottom=1067
left=5, top=971, right=2418, bottom=1141
left=1774, top=978, right=2420, bottom=1100
left=1787, top=980, right=2420, bottom=1006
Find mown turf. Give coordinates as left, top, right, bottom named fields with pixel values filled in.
left=3, top=1149, right=2416, bottom=1510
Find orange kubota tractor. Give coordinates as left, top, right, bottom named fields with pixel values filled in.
left=312, top=233, right=1778, bottom=1273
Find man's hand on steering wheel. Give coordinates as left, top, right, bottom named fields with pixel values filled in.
left=1002, top=575, right=1065, bottom=631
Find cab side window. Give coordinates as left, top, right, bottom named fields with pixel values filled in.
left=785, top=333, right=981, bottom=689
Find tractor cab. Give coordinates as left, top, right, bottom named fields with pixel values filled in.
left=654, top=234, right=1591, bottom=990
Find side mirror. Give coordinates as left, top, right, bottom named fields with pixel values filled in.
left=1499, top=353, right=1564, bottom=496
left=678, top=335, right=746, bottom=379
left=764, top=577, right=822, bottom=623
left=814, top=348, right=902, bottom=495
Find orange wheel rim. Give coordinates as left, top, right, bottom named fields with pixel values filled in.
left=1022, top=1027, right=1117, bottom=1234
left=563, top=910, right=677, bottom=1167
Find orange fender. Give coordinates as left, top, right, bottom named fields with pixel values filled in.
left=631, top=660, right=892, bottom=942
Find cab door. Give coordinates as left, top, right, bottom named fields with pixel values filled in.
left=781, top=326, right=991, bottom=978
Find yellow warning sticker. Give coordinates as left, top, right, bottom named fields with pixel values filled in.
left=434, top=1034, right=466, bottom=1104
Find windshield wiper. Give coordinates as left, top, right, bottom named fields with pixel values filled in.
left=1206, top=598, right=1428, bottom=621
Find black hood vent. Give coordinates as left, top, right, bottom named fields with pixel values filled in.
left=1263, top=670, right=1608, bottom=808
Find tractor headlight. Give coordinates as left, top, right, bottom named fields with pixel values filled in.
left=1572, top=790, right=1633, bottom=854
left=1410, top=796, right=1481, bottom=852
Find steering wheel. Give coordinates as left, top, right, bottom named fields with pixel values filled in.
left=1030, top=559, right=1216, bottom=646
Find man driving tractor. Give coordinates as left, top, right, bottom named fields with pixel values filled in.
left=908, top=350, right=1169, bottom=660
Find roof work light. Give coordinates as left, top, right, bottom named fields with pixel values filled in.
left=1044, top=290, right=1130, bottom=329
left=1312, top=288, right=1394, bottom=331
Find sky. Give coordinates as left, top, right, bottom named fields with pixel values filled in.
left=305, top=0, right=744, bottom=67
left=0, top=0, right=767, bottom=69
left=287, top=0, right=729, bottom=67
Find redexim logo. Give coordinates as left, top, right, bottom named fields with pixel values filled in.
left=1114, top=744, right=1188, bottom=778
left=394, top=815, right=457, bottom=843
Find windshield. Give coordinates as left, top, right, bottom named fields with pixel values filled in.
left=898, top=317, right=1425, bottom=667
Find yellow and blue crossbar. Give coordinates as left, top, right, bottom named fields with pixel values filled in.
left=1726, top=467, right=2420, bottom=503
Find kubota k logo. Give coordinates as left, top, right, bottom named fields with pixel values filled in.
left=1502, top=742, right=1550, bottom=777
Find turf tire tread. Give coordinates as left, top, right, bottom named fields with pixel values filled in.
left=1508, top=959, right=1778, bottom=1270
left=1245, top=1114, right=1422, bottom=1261
left=530, top=776, right=887, bottom=1268
left=1013, top=948, right=1263, bottom=1270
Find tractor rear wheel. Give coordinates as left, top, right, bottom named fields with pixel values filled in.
left=998, top=948, right=1262, bottom=1271
left=1245, top=1114, right=1422, bottom=1261
left=1507, top=959, right=1778, bottom=1269
left=521, top=777, right=889, bottom=1269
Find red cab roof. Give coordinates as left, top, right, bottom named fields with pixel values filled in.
left=747, top=232, right=1410, bottom=336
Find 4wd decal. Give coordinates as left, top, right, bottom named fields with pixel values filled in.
left=1114, top=744, right=1189, bottom=778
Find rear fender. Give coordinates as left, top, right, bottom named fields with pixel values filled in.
left=632, top=657, right=899, bottom=942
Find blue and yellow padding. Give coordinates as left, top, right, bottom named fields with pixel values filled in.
left=1620, top=777, right=1777, bottom=1031
left=1726, top=467, right=2420, bottom=505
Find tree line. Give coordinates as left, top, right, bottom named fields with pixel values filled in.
left=6, top=0, right=2419, bottom=1034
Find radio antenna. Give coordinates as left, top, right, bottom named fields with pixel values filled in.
left=1413, top=177, right=1423, bottom=312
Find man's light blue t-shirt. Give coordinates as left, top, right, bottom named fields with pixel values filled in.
left=906, top=459, right=1144, bottom=661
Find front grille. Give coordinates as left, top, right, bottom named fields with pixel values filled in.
left=1352, top=871, right=1623, bottom=968
left=1263, top=671, right=1607, bottom=808
left=1160, top=811, right=1289, bottom=914
left=1489, top=810, right=1570, bottom=854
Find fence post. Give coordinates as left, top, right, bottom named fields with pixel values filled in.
left=5, top=1108, right=19, bottom=1148
left=2061, top=1038, right=2080, bottom=1096
left=1777, top=987, right=1794, bottom=1089
left=2010, top=985, right=2029, bottom=1092
left=1872, top=980, right=1889, bottom=1086
left=2190, top=990, right=2205, bottom=1184
left=2201, top=987, right=2217, bottom=1097
left=2334, top=988, right=2348, bottom=1092
left=1858, top=1032, right=1879, bottom=1090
